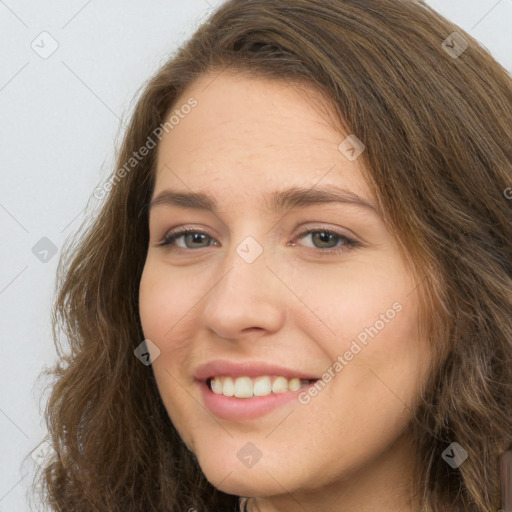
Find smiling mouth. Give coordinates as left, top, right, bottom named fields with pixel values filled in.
left=206, top=375, right=318, bottom=398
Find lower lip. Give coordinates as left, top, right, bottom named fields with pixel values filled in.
left=198, top=379, right=318, bottom=421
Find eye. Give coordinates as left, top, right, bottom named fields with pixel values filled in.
left=158, top=228, right=217, bottom=250
left=157, top=225, right=360, bottom=255
left=294, top=227, right=360, bottom=255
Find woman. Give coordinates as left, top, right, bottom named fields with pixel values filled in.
left=34, top=0, right=512, bottom=510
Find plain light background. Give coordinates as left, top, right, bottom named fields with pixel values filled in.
left=1, top=1, right=511, bottom=509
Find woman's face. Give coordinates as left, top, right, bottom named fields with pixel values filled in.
left=139, top=72, right=432, bottom=510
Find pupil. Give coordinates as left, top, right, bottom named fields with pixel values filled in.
left=189, top=233, right=206, bottom=246
left=315, top=231, right=335, bottom=247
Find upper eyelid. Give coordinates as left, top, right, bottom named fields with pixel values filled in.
left=159, top=225, right=360, bottom=246
left=161, top=224, right=355, bottom=237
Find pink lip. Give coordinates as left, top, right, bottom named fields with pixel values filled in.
left=194, top=360, right=320, bottom=421
left=197, top=379, right=318, bottom=421
left=194, top=359, right=320, bottom=381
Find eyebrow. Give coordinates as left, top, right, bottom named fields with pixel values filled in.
left=148, top=185, right=380, bottom=217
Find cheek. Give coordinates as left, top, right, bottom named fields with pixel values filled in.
left=320, top=296, right=429, bottom=456
left=324, top=278, right=427, bottom=412
left=293, top=253, right=415, bottom=356
left=138, top=263, right=202, bottom=444
left=138, top=263, right=195, bottom=345
left=290, top=257, right=429, bottom=443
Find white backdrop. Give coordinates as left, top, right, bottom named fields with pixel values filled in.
left=1, top=0, right=510, bottom=509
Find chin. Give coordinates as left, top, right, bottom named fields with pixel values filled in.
left=194, top=440, right=300, bottom=497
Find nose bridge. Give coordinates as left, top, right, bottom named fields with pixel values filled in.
left=216, top=233, right=277, bottom=304
left=201, top=230, right=287, bottom=337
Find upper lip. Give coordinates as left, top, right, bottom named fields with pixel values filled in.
left=194, top=359, right=320, bottom=381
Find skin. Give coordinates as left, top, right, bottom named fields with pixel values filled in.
left=138, top=71, right=432, bottom=512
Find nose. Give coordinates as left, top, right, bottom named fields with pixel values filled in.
left=201, top=236, right=288, bottom=342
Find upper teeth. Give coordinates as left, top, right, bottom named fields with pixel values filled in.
left=209, top=376, right=312, bottom=398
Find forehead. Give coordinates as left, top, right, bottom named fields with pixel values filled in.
left=153, top=72, right=372, bottom=204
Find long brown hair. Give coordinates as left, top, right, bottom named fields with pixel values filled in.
left=34, top=0, right=512, bottom=510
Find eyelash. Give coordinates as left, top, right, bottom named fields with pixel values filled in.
left=157, top=226, right=360, bottom=256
